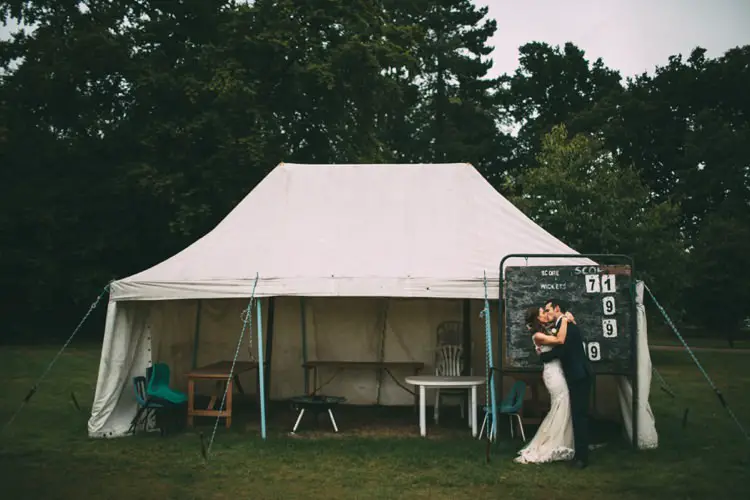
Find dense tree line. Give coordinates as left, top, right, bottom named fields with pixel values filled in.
left=1, top=1, right=748, bottom=342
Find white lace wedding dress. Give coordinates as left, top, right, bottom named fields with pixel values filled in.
left=514, top=345, right=575, bottom=464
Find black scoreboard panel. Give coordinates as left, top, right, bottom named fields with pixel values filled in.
left=503, top=264, right=634, bottom=374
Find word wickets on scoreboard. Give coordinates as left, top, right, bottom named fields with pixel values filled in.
left=583, top=272, right=619, bottom=363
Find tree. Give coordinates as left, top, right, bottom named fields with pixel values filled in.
left=574, top=46, right=750, bottom=239
left=686, top=200, right=750, bottom=346
left=500, top=42, right=623, bottom=177
left=561, top=46, right=750, bottom=330
left=511, top=124, right=688, bottom=309
left=384, top=0, right=509, bottom=176
left=0, top=0, right=427, bottom=338
left=0, top=0, right=149, bottom=335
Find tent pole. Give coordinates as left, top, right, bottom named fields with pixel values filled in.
left=375, top=298, right=389, bottom=405
left=497, top=268, right=504, bottom=449
left=256, top=299, right=267, bottom=439
left=462, top=299, right=472, bottom=410
left=631, top=275, right=639, bottom=449
left=264, top=297, right=275, bottom=409
left=192, top=300, right=203, bottom=369
left=300, top=297, right=308, bottom=393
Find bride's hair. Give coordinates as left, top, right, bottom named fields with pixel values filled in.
left=524, top=307, right=543, bottom=333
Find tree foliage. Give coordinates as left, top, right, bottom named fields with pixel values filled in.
left=511, top=125, right=688, bottom=309
left=0, top=1, right=748, bottom=340
left=687, top=200, right=750, bottom=343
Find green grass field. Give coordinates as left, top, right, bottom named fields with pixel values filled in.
left=1, top=344, right=748, bottom=500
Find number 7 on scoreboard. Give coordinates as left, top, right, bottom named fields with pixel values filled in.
left=584, top=274, right=601, bottom=293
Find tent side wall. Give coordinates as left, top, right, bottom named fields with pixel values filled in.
left=616, top=280, right=659, bottom=449
left=87, top=300, right=154, bottom=437
left=152, top=296, right=479, bottom=405
left=88, top=294, right=626, bottom=438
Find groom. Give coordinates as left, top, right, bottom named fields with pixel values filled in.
left=538, top=298, right=593, bottom=469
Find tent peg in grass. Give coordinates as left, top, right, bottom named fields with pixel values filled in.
left=199, top=432, right=208, bottom=461
left=70, top=392, right=82, bottom=412
left=682, top=408, right=689, bottom=429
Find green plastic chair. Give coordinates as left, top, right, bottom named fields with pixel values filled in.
left=499, top=380, right=527, bottom=441
left=146, top=363, right=188, bottom=405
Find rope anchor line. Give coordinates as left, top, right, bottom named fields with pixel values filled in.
left=205, top=273, right=260, bottom=459
left=645, top=283, right=750, bottom=443
left=2, top=283, right=111, bottom=435
left=652, top=366, right=676, bottom=398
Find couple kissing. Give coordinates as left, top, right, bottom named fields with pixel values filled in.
left=514, top=299, right=593, bottom=469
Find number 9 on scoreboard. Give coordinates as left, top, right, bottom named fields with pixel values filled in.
left=602, top=318, right=618, bottom=338
left=602, top=296, right=616, bottom=315
left=583, top=341, right=601, bottom=361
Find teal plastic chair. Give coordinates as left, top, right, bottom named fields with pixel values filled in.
left=146, top=363, right=188, bottom=405
left=128, top=376, right=167, bottom=435
left=499, top=380, right=527, bottom=441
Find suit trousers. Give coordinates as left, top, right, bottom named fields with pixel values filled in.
left=568, top=376, right=592, bottom=463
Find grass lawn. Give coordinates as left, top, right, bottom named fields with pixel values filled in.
left=1, top=344, right=749, bottom=500
left=647, top=322, right=750, bottom=350
left=649, top=336, right=750, bottom=350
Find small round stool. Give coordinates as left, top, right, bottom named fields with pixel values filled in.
left=289, top=395, right=346, bottom=434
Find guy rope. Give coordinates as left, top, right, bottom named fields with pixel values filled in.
left=2, top=283, right=111, bottom=434
left=205, top=273, right=260, bottom=458
left=645, top=284, right=749, bottom=443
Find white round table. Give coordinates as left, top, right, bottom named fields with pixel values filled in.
left=405, top=375, right=486, bottom=437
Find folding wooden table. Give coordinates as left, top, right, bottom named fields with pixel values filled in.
left=186, top=360, right=262, bottom=428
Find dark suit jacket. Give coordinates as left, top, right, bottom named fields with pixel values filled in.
left=539, top=317, right=593, bottom=382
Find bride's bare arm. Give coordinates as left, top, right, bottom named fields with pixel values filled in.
left=533, top=332, right=549, bottom=345
left=533, top=317, right=569, bottom=345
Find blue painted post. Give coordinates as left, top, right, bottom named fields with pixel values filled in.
left=486, top=307, right=498, bottom=440
left=484, top=272, right=498, bottom=440
left=256, top=298, right=267, bottom=439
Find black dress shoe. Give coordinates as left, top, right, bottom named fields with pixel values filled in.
left=571, top=460, right=588, bottom=469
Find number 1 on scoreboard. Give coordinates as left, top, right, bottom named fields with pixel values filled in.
left=601, top=274, right=616, bottom=293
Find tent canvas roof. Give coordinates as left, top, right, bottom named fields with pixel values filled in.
left=110, top=162, right=590, bottom=301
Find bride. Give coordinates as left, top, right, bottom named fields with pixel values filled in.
left=514, top=307, right=576, bottom=464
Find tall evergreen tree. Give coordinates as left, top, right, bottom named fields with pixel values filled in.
left=384, top=0, right=508, bottom=176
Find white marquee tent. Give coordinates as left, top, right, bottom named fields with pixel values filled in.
left=87, top=162, right=656, bottom=446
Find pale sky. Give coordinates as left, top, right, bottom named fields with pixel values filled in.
left=477, top=0, right=750, bottom=79
left=2, top=1, right=749, bottom=79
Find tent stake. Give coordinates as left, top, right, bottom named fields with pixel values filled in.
left=199, top=432, right=207, bottom=461
left=682, top=408, right=689, bottom=429
left=70, top=392, right=82, bottom=412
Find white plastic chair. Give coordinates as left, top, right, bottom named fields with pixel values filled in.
left=433, top=345, right=465, bottom=424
